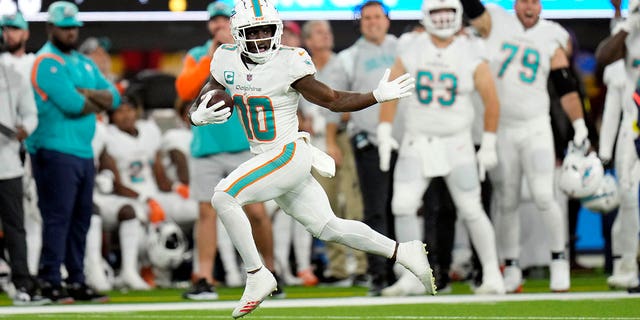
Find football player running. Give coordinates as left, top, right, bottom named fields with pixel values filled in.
left=378, top=0, right=504, bottom=296
left=595, top=0, right=640, bottom=290
left=189, top=0, right=434, bottom=318
left=461, top=0, right=588, bottom=292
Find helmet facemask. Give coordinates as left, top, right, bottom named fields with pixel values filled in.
left=421, top=0, right=463, bottom=39
left=233, top=22, right=283, bottom=64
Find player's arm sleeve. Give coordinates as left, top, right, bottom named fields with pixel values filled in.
left=176, top=52, right=212, bottom=101
left=288, top=48, right=317, bottom=85
left=599, top=62, right=625, bottom=160
left=17, top=76, right=38, bottom=134
left=31, top=55, right=86, bottom=116
left=90, top=59, right=121, bottom=108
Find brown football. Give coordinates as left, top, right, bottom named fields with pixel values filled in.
left=204, top=89, right=234, bottom=113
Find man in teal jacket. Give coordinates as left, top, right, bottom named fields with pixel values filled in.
left=26, top=1, right=120, bottom=304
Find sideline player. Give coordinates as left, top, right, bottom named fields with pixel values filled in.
left=461, top=0, right=589, bottom=292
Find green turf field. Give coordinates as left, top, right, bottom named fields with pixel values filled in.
left=0, top=271, right=638, bottom=319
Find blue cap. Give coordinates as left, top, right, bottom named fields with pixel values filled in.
left=47, top=1, right=83, bottom=27
left=2, top=12, right=28, bottom=30
left=207, top=2, right=232, bottom=18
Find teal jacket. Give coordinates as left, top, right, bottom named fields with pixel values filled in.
left=26, top=42, right=120, bottom=158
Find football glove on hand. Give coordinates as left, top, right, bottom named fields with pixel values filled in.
left=190, top=92, right=231, bottom=126
left=572, top=118, right=589, bottom=150
left=372, top=69, right=416, bottom=103
left=377, top=122, right=398, bottom=172
left=476, top=132, right=498, bottom=182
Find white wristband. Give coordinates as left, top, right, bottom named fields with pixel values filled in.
left=572, top=118, right=587, bottom=132
left=480, top=132, right=497, bottom=148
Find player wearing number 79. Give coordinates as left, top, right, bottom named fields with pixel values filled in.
left=378, top=0, right=505, bottom=296
left=461, top=0, right=589, bottom=293
left=189, top=0, right=433, bottom=318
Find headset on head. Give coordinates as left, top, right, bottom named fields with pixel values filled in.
left=353, top=0, right=390, bottom=32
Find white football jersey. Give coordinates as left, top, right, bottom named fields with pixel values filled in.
left=92, top=120, right=108, bottom=164
left=399, top=32, right=483, bottom=136
left=105, top=120, right=162, bottom=195
left=625, top=29, right=640, bottom=88
left=211, top=44, right=316, bottom=154
left=484, top=5, right=568, bottom=124
left=162, top=127, right=192, bottom=183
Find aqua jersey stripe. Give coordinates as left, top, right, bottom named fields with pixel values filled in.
left=225, top=142, right=296, bottom=197
left=251, top=0, right=263, bottom=17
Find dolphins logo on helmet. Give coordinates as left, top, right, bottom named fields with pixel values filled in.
left=231, top=0, right=283, bottom=64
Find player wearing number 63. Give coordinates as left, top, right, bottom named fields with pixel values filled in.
left=189, top=0, right=436, bottom=318
left=461, top=0, right=589, bottom=293
left=378, top=0, right=504, bottom=296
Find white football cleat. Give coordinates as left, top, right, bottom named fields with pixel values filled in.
left=117, top=270, right=151, bottom=291
left=232, top=267, right=277, bottom=319
left=607, top=258, right=639, bottom=289
left=474, top=272, right=506, bottom=295
left=503, top=265, right=523, bottom=293
left=381, top=269, right=426, bottom=296
left=85, top=260, right=113, bottom=292
left=395, top=241, right=436, bottom=295
left=549, top=259, right=570, bottom=292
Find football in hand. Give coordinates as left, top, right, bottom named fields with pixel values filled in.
left=203, top=89, right=234, bottom=113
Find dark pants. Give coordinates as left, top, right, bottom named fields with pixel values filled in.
left=0, top=177, right=31, bottom=289
left=422, top=177, right=456, bottom=288
left=352, top=141, right=396, bottom=284
left=32, top=149, right=94, bottom=285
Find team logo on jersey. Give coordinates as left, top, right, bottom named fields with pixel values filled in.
left=247, top=74, right=253, bottom=81
left=224, top=71, right=235, bottom=85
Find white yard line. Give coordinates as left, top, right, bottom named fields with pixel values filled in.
left=0, top=291, right=638, bottom=315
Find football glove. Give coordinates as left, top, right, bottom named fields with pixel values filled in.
left=572, top=118, right=589, bottom=149
left=190, top=92, right=231, bottom=126
left=476, top=132, right=497, bottom=182
left=377, top=122, right=398, bottom=172
left=372, top=69, right=415, bottom=103
left=173, top=183, right=190, bottom=199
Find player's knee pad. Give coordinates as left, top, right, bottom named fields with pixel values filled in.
left=530, top=188, right=555, bottom=212
left=391, top=192, right=421, bottom=217
left=211, top=191, right=241, bottom=213
left=449, top=164, right=480, bottom=192
left=117, top=205, right=137, bottom=221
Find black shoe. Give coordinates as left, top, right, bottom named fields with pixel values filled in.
left=353, top=274, right=370, bottom=287
left=320, top=275, right=353, bottom=287
left=67, top=282, right=109, bottom=303
left=271, top=273, right=286, bottom=299
left=367, top=276, right=386, bottom=297
left=182, top=278, right=218, bottom=300
left=628, top=285, right=640, bottom=293
left=13, top=286, right=52, bottom=306
left=40, top=282, right=74, bottom=304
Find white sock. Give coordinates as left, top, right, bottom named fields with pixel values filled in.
left=293, top=220, right=312, bottom=271
left=273, top=209, right=293, bottom=274
left=465, top=213, right=500, bottom=273
left=318, top=217, right=396, bottom=258
left=612, top=182, right=640, bottom=260
left=394, top=215, right=421, bottom=243
left=85, top=215, right=103, bottom=274
left=119, top=219, right=141, bottom=275
left=24, top=206, right=42, bottom=276
left=217, top=216, right=241, bottom=277
left=212, top=192, right=263, bottom=272
left=497, top=208, right=520, bottom=260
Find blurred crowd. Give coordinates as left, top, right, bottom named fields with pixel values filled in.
left=0, top=0, right=639, bottom=306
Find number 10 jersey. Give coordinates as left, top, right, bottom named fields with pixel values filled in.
left=211, top=44, right=316, bottom=154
